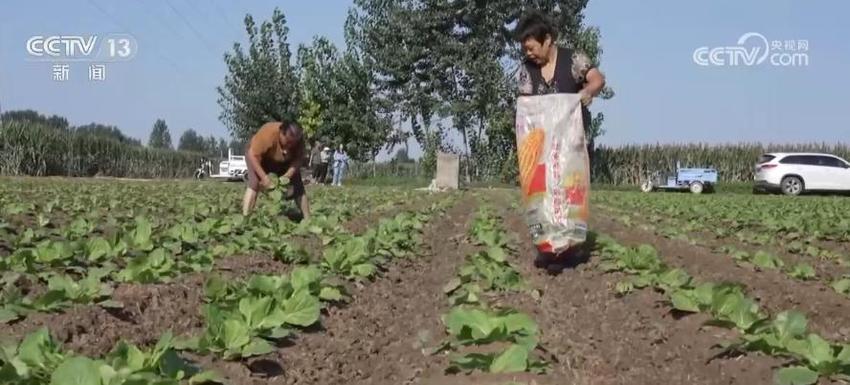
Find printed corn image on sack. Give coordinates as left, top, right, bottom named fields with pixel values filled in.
left=515, top=93, right=590, bottom=255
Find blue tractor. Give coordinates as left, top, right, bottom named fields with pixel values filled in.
left=640, top=162, right=718, bottom=194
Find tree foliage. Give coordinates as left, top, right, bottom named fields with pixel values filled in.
left=292, top=32, right=391, bottom=161
left=178, top=129, right=206, bottom=153
left=324, top=49, right=392, bottom=161
left=346, top=0, right=611, bottom=180
left=217, top=2, right=610, bottom=180
left=296, top=36, right=338, bottom=140
left=218, top=8, right=300, bottom=142
left=148, top=119, right=173, bottom=150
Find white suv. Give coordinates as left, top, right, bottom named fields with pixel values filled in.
left=754, top=152, right=850, bottom=195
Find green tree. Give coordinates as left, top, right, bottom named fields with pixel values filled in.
left=218, top=8, right=300, bottom=141
left=217, top=138, right=228, bottom=157
left=347, top=1, right=447, bottom=153
left=205, top=136, right=217, bottom=155
left=393, top=148, right=413, bottom=163
left=296, top=36, right=339, bottom=140
left=229, top=139, right=247, bottom=154
left=178, top=129, right=206, bottom=153
left=148, top=119, right=172, bottom=149
left=324, top=49, right=393, bottom=161
left=347, top=0, right=611, bottom=181
left=292, top=25, right=392, bottom=162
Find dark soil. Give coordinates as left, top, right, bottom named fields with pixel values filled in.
left=5, top=189, right=849, bottom=385
left=597, top=204, right=850, bottom=282
left=4, top=191, right=462, bottom=384
left=6, top=274, right=207, bottom=357
left=591, top=212, right=850, bottom=343
left=495, top=205, right=786, bottom=385
left=192, top=195, right=479, bottom=385
left=214, top=254, right=294, bottom=278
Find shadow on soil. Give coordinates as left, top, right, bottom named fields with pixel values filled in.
left=282, top=208, right=304, bottom=222
left=247, top=358, right=284, bottom=378
left=536, top=232, right=598, bottom=275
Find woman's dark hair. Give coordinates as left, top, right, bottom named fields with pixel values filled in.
left=515, top=10, right=557, bottom=44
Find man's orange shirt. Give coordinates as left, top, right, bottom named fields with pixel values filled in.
left=249, top=122, right=304, bottom=169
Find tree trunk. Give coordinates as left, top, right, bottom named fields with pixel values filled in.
left=462, top=125, right=471, bottom=184
left=477, top=115, right=486, bottom=179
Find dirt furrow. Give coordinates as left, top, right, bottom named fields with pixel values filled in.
left=3, top=194, right=441, bottom=357
left=494, top=205, right=784, bottom=385
left=191, top=195, right=478, bottom=385
left=5, top=274, right=208, bottom=356
left=596, top=205, right=850, bottom=282
left=592, top=212, right=850, bottom=343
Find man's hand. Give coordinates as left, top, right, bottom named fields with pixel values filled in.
left=259, top=175, right=273, bottom=190
left=284, top=184, right=296, bottom=200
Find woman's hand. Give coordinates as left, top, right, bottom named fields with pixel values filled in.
left=579, top=89, right=593, bottom=107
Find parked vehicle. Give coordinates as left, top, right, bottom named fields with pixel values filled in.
left=211, top=149, right=248, bottom=181
left=753, top=152, right=850, bottom=196
left=640, top=162, right=718, bottom=194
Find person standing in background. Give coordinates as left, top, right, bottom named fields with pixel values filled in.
left=309, top=139, right=323, bottom=183
left=332, top=143, right=349, bottom=187
left=318, top=145, right=332, bottom=184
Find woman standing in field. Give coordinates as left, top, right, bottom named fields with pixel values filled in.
left=242, top=121, right=311, bottom=220
left=514, top=10, right=606, bottom=274
left=332, top=143, right=350, bottom=187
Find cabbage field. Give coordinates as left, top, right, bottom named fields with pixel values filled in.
left=1, top=178, right=849, bottom=385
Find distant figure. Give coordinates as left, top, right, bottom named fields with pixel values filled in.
left=319, top=145, right=332, bottom=184
left=332, top=144, right=349, bottom=187
left=309, top=139, right=323, bottom=182
left=242, top=121, right=311, bottom=220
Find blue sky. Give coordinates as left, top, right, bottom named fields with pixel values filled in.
left=1, top=0, right=848, bottom=159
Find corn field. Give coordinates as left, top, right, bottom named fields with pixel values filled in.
left=349, top=142, right=850, bottom=185
left=0, top=121, right=203, bottom=178
left=345, top=161, right=416, bottom=179
left=4, top=120, right=848, bottom=183
left=591, top=143, right=850, bottom=185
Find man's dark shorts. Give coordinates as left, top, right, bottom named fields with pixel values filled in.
left=246, top=159, right=305, bottom=200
